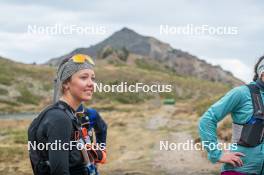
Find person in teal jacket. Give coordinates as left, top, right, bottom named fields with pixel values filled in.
left=199, top=56, right=264, bottom=175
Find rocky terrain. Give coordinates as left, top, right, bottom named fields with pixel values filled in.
left=47, top=27, right=243, bottom=86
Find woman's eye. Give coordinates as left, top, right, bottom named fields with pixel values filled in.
left=91, top=77, right=96, bottom=82
left=80, top=76, right=87, bottom=80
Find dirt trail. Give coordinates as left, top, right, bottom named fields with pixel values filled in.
left=100, top=103, right=221, bottom=175
left=149, top=105, right=221, bottom=175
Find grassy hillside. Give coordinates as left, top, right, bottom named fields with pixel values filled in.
left=0, top=55, right=231, bottom=114
left=0, top=57, right=54, bottom=113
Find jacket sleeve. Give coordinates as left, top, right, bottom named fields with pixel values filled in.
left=46, top=110, right=72, bottom=175
left=198, top=86, right=242, bottom=163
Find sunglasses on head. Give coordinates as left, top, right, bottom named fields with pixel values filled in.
left=71, top=54, right=95, bottom=66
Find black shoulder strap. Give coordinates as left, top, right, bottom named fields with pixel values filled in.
left=58, top=103, right=86, bottom=143
left=59, top=104, right=79, bottom=130
left=247, top=84, right=264, bottom=119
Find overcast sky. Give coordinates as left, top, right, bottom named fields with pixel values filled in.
left=0, top=0, right=263, bottom=83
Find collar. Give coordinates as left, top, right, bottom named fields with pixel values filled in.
left=58, top=100, right=76, bottom=114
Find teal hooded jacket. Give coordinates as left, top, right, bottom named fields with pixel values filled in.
left=199, top=82, right=264, bottom=174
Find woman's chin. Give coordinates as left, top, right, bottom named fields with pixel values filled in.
left=81, top=95, right=93, bottom=101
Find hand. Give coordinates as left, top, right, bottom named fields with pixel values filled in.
left=218, top=152, right=245, bottom=167
left=86, top=144, right=107, bottom=164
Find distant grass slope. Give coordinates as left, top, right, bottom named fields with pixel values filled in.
left=0, top=57, right=54, bottom=113
left=0, top=55, right=231, bottom=114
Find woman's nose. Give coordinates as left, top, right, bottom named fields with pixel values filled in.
left=87, top=78, right=94, bottom=86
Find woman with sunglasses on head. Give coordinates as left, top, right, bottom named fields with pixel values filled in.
left=199, top=56, right=264, bottom=175
left=28, top=54, right=107, bottom=175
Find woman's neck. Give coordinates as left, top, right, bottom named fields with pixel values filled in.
left=60, top=95, right=81, bottom=111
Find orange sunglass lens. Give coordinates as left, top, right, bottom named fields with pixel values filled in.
left=72, top=54, right=95, bottom=66
left=72, top=54, right=86, bottom=63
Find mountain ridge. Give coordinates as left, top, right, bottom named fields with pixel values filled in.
left=46, top=27, right=243, bottom=86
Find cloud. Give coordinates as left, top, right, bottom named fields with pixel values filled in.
left=204, top=57, right=253, bottom=83
left=0, top=0, right=263, bottom=81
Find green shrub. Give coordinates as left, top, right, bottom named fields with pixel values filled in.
left=0, top=88, right=8, bottom=95
left=0, top=74, right=13, bottom=86
left=17, top=86, right=42, bottom=105
left=117, top=47, right=129, bottom=62
left=102, top=47, right=113, bottom=59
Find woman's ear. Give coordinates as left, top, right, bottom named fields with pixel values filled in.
left=62, top=82, right=70, bottom=92
left=65, top=83, right=70, bottom=90
left=61, top=77, right=72, bottom=93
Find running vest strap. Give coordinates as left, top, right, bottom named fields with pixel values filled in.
left=232, top=84, right=264, bottom=147
left=247, top=84, right=264, bottom=119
